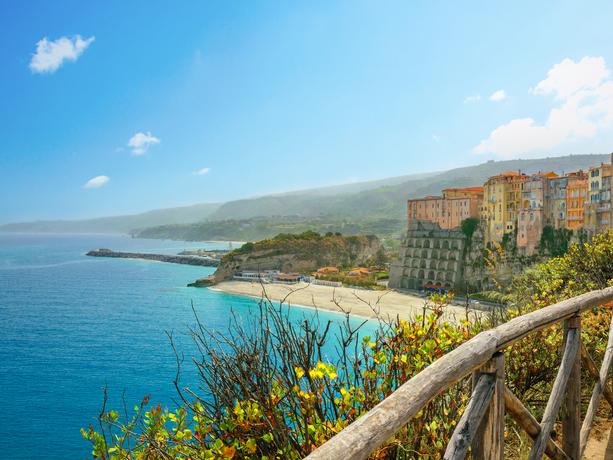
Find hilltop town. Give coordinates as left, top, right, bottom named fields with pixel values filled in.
left=389, top=153, right=613, bottom=294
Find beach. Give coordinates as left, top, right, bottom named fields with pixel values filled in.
left=211, top=280, right=475, bottom=322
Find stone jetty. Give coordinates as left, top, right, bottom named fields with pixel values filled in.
left=86, top=248, right=220, bottom=267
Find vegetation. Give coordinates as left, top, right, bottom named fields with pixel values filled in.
left=84, top=232, right=613, bottom=459
left=136, top=216, right=405, bottom=245
left=224, top=231, right=380, bottom=261
left=214, top=231, right=385, bottom=282
left=460, top=217, right=479, bottom=239
left=83, top=295, right=477, bottom=459
left=538, top=225, right=573, bottom=257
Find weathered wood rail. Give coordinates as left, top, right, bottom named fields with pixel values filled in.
left=305, top=286, right=613, bottom=460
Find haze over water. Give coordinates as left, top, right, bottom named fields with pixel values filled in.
left=0, top=234, right=368, bottom=459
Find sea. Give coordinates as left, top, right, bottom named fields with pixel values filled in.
left=0, top=233, right=372, bottom=459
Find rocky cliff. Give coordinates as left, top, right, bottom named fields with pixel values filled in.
left=389, top=220, right=547, bottom=294
left=212, top=232, right=383, bottom=281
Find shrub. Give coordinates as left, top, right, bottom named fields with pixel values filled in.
left=83, top=296, right=476, bottom=459
left=460, top=217, right=479, bottom=239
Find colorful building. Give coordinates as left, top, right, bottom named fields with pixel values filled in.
left=544, top=175, right=567, bottom=229
left=404, top=154, right=613, bottom=255
left=517, top=173, right=555, bottom=254
left=483, top=171, right=528, bottom=243
left=565, top=171, right=588, bottom=230
left=406, top=187, right=483, bottom=230
left=585, top=162, right=612, bottom=234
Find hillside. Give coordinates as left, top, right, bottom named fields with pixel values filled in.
left=207, top=154, right=609, bottom=221
left=212, top=231, right=383, bottom=281
left=0, top=202, right=221, bottom=234
left=137, top=216, right=404, bottom=242
left=137, top=154, right=610, bottom=242
left=1, top=154, right=608, bottom=235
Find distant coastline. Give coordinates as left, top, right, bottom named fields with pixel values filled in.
left=86, top=248, right=220, bottom=267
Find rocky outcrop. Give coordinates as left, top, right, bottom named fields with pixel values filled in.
left=187, top=276, right=216, bottom=287
left=212, top=233, right=383, bottom=282
left=86, top=248, right=220, bottom=267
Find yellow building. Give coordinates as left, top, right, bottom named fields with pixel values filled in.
left=483, top=171, right=528, bottom=243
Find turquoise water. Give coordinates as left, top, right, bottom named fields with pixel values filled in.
left=0, top=233, right=371, bottom=459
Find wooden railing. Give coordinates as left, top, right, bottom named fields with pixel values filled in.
left=305, top=286, right=613, bottom=460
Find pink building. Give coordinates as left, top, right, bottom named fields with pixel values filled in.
left=407, top=187, right=483, bottom=230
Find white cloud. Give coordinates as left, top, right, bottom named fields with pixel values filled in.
left=83, top=175, right=109, bottom=189
left=464, top=94, right=481, bottom=103
left=128, top=132, right=160, bottom=156
left=193, top=167, right=211, bottom=175
left=29, top=35, right=95, bottom=74
left=475, top=56, right=613, bottom=158
left=533, top=56, right=610, bottom=99
left=489, top=89, right=506, bottom=102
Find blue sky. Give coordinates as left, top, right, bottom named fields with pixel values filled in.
left=2, top=1, right=613, bottom=223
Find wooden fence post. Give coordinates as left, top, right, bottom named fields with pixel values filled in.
left=472, top=352, right=505, bottom=459
left=563, top=315, right=581, bottom=459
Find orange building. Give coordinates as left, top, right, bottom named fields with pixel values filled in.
left=565, top=171, right=588, bottom=230
left=407, top=186, right=483, bottom=230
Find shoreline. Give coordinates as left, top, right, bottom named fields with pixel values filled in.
left=211, top=281, right=475, bottom=322
left=208, top=286, right=374, bottom=321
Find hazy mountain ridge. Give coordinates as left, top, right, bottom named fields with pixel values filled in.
left=208, top=154, right=608, bottom=222
left=2, top=154, right=608, bottom=235
left=0, top=202, right=221, bottom=234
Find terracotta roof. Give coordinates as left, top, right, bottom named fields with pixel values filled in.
left=273, top=273, right=301, bottom=279
left=443, top=186, right=484, bottom=192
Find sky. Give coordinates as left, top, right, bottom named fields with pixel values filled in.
left=2, top=1, right=613, bottom=223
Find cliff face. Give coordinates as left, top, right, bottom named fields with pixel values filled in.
left=213, top=232, right=382, bottom=281
left=389, top=221, right=546, bottom=293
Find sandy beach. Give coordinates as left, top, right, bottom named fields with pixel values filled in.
left=211, top=281, right=474, bottom=322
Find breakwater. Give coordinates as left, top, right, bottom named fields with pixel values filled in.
left=86, top=248, right=220, bottom=267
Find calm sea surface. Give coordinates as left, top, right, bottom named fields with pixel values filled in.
left=0, top=233, right=370, bottom=459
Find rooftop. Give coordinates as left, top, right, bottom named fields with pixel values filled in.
left=442, top=186, right=484, bottom=192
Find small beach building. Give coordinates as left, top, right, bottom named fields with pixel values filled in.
left=347, top=267, right=370, bottom=277
left=233, top=271, right=267, bottom=281
left=271, top=273, right=301, bottom=284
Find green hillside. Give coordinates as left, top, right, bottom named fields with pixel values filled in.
left=207, top=154, right=609, bottom=221
left=137, top=216, right=404, bottom=243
